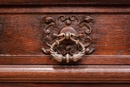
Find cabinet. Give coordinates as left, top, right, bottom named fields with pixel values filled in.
left=0, top=0, right=130, bottom=87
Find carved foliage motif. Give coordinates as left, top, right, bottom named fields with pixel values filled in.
left=41, top=15, right=95, bottom=63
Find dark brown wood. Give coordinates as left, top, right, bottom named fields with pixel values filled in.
left=0, top=13, right=129, bottom=55
left=0, top=6, right=130, bottom=13
left=0, top=0, right=130, bottom=5
left=0, top=55, right=130, bottom=65
left=41, top=15, right=94, bottom=63
left=1, top=83, right=130, bottom=87
left=0, top=0, right=130, bottom=86
left=0, top=65, right=130, bottom=83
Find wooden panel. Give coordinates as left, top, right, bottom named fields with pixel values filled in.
left=0, top=6, right=129, bottom=65
left=0, top=1, right=130, bottom=85
left=92, top=14, right=130, bottom=55
left=0, top=14, right=129, bottom=55
left=0, top=65, right=130, bottom=82
left=0, top=83, right=130, bottom=87
left=0, top=0, right=130, bottom=5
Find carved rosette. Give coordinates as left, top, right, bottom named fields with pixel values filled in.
left=41, top=15, right=95, bottom=63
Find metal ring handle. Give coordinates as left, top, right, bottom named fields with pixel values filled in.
left=50, top=32, right=85, bottom=63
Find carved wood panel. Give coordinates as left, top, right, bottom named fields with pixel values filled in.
left=41, top=15, right=95, bottom=63
left=0, top=14, right=129, bottom=64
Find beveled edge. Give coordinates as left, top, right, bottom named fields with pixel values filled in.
left=0, top=65, right=130, bottom=83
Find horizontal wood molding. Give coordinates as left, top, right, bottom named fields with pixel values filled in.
left=0, top=0, right=130, bottom=5
left=0, top=6, right=130, bottom=13
left=1, top=83, right=130, bottom=87
left=0, top=65, right=130, bottom=83
left=0, top=55, right=129, bottom=65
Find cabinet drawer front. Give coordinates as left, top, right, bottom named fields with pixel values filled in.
left=0, top=0, right=130, bottom=83
left=0, top=7, right=129, bottom=65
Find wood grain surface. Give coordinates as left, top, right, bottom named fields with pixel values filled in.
left=1, top=83, right=130, bottom=87
left=0, top=0, right=130, bottom=86
left=0, top=83, right=130, bottom=87
left=0, top=14, right=129, bottom=55
left=0, top=65, right=130, bottom=83
left=0, top=55, right=129, bottom=65
left=0, top=0, right=130, bottom=5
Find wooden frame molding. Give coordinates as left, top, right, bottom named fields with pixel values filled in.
left=0, top=6, right=130, bottom=13
left=0, top=65, right=130, bottom=83
left=0, top=0, right=130, bottom=5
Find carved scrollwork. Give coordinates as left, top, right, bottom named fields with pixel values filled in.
left=41, top=15, right=95, bottom=63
